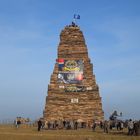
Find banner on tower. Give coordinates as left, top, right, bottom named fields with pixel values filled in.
left=57, top=60, right=84, bottom=84
left=65, top=85, right=86, bottom=92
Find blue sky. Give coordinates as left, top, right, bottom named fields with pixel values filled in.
left=0, top=0, right=140, bottom=121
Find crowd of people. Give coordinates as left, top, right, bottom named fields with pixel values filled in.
left=13, top=116, right=140, bottom=136
left=37, top=119, right=80, bottom=131
left=36, top=119, right=140, bottom=136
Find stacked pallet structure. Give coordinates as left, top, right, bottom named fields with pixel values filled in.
left=43, top=24, right=104, bottom=122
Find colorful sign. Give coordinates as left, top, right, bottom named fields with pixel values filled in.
left=57, top=60, right=84, bottom=84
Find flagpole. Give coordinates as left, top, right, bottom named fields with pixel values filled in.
left=73, top=15, right=76, bottom=25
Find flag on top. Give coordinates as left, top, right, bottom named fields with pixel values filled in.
left=74, top=14, right=80, bottom=19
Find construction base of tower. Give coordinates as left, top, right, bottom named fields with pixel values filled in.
left=44, top=90, right=104, bottom=122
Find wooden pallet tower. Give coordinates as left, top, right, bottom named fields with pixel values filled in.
left=43, top=24, right=104, bottom=122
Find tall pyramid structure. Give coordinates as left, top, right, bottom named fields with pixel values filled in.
left=43, top=24, right=104, bottom=122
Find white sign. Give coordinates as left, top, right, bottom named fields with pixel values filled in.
left=86, top=87, right=92, bottom=90
left=59, top=85, right=65, bottom=89
left=71, top=98, right=78, bottom=103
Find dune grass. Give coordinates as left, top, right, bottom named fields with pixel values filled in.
left=0, top=125, right=139, bottom=140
